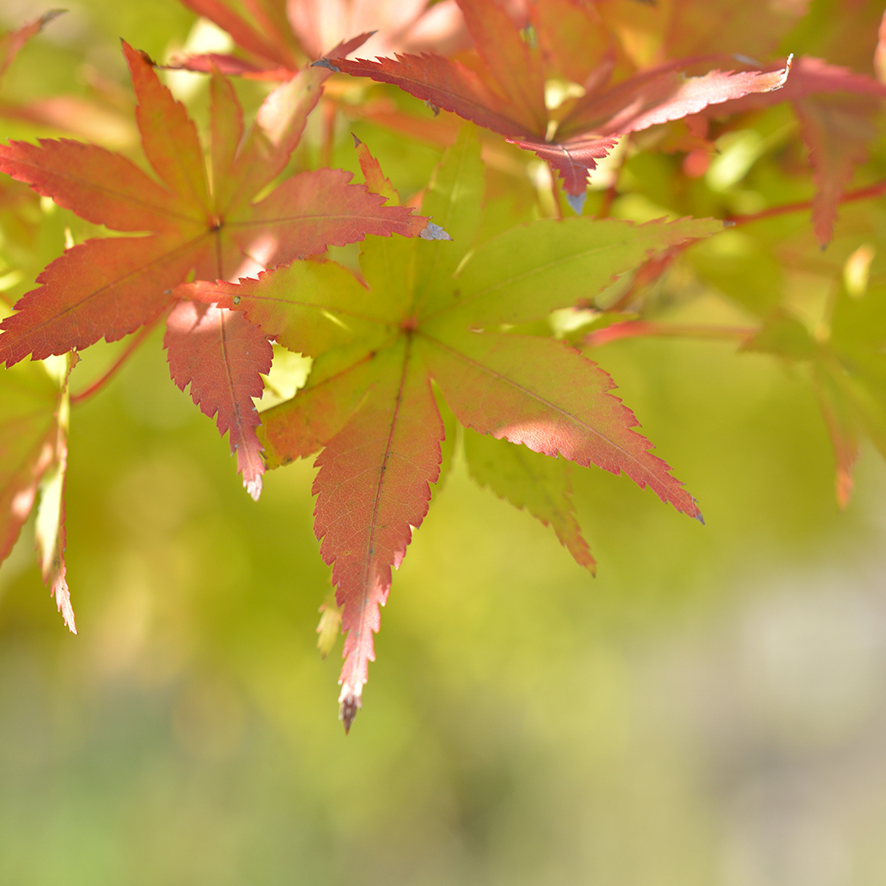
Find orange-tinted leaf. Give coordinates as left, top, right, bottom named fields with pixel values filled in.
left=312, top=342, right=442, bottom=731
left=560, top=60, right=793, bottom=137
left=33, top=353, right=76, bottom=632
left=317, top=51, right=528, bottom=136
left=165, top=302, right=272, bottom=500
left=259, top=350, right=379, bottom=467
left=422, top=331, right=702, bottom=520
left=0, top=234, right=203, bottom=366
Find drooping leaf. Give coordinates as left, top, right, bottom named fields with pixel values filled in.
left=313, top=341, right=443, bottom=731
left=180, top=125, right=718, bottom=727
left=464, top=428, right=594, bottom=571
left=0, top=351, right=76, bottom=630
left=165, top=301, right=272, bottom=500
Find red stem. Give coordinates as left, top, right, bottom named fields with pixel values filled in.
left=727, top=178, right=886, bottom=227
left=69, top=322, right=156, bottom=406
left=586, top=320, right=756, bottom=347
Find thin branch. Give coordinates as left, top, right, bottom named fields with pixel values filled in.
left=69, top=322, right=156, bottom=406
left=586, top=320, right=756, bottom=347
left=727, top=178, right=886, bottom=227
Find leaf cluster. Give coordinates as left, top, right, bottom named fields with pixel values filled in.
left=1, top=0, right=885, bottom=730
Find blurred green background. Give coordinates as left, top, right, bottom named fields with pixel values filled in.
left=3, top=2, right=886, bottom=884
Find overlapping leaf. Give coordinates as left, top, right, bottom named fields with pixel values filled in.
left=319, top=0, right=792, bottom=211
left=173, top=0, right=466, bottom=78
left=0, top=41, right=438, bottom=497
left=179, top=125, right=718, bottom=729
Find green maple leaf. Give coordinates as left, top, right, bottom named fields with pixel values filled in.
left=178, top=124, right=721, bottom=730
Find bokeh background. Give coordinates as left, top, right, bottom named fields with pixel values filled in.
left=2, top=2, right=886, bottom=884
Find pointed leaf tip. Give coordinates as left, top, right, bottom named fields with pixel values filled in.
left=54, top=579, right=77, bottom=634
left=771, top=54, right=794, bottom=91
left=245, top=476, right=262, bottom=501
left=420, top=221, right=452, bottom=241
left=41, top=10, right=66, bottom=28
left=566, top=191, right=586, bottom=215
left=339, top=690, right=360, bottom=733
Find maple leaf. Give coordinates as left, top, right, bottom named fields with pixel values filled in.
left=317, top=0, right=792, bottom=211
left=0, top=41, right=438, bottom=498
left=173, top=0, right=466, bottom=78
left=463, top=427, right=594, bottom=571
left=0, top=351, right=76, bottom=630
left=178, top=125, right=720, bottom=730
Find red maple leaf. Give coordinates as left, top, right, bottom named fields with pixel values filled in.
left=0, top=41, right=438, bottom=498
left=318, top=0, right=792, bottom=211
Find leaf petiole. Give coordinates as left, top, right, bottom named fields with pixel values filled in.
left=727, top=179, right=886, bottom=228
left=68, top=321, right=158, bottom=407
left=586, top=320, right=757, bottom=347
